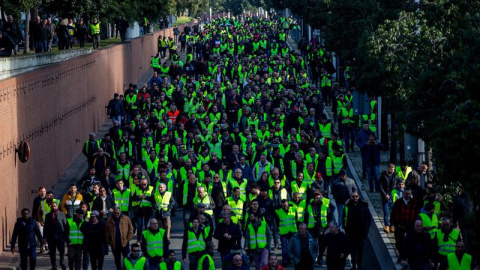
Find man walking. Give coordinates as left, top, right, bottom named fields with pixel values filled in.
left=11, top=208, right=44, bottom=270
left=288, top=223, right=318, bottom=270
left=43, top=202, right=68, bottom=270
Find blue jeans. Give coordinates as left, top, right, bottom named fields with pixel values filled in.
left=19, top=247, right=37, bottom=270
left=383, top=201, right=392, bottom=226
left=111, top=115, right=122, bottom=125
left=268, top=220, right=279, bottom=247
left=280, top=235, right=290, bottom=264
left=366, top=165, right=380, bottom=192
left=336, top=203, right=345, bottom=230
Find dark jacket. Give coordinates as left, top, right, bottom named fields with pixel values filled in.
left=379, top=170, right=397, bottom=203
left=319, top=231, right=351, bottom=264
left=332, top=177, right=357, bottom=205
left=288, top=232, right=319, bottom=266
left=43, top=210, right=68, bottom=242
left=0, top=32, right=15, bottom=54
left=361, top=141, right=385, bottom=166
left=81, top=220, right=106, bottom=250
left=401, top=229, right=433, bottom=267
left=343, top=199, right=371, bottom=240
left=108, top=98, right=126, bottom=117
left=213, top=221, right=242, bottom=254
left=11, top=217, right=44, bottom=250
left=92, top=195, right=116, bottom=218
left=2, top=21, right=22, bottom=42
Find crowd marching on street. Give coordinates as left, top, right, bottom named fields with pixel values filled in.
left=9, top=13, right=478, bottom=270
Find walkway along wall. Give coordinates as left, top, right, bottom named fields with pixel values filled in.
left=0, top=21, right=196, bottom=252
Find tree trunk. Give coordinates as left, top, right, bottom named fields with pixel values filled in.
left=24, top=12, right=30, bottom=54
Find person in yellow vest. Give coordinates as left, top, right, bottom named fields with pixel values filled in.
left=395, top=160, right=412, bottom=183
left=197, top=242, right=215, bottom=270
left=133, top=178, right=154, bottom=243
left=275, top=199, right=298, bottom=266
left=303, top=191, right=329, bottom=239
left=154, top=183, right=175, bottom=240
left=245, top=212, right=271, bottom=270
left=113, top=179, right=131, bottom=216
left=124, top=243, right=147, bottom=270
left=160, top=249, right=184, bottom=270
left=89, top=18, right=100, bottom=49
left=193, top=186, right=215, bottom=216
left=441, top=242, right=475, bottom=270
left=140, top=218, right=168, bottom=270
left=418, top=202, right=438, bottom=240
left=182, top=218, right=206, bottom=270
left=435, top=217, right=461, bottom=267
left=66, top=208, right=85, bottom=270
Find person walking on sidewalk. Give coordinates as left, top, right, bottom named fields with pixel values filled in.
left=379, top=163, right=397, bottom=233
left=11, top=208, right=45, bottom=270
left=360, top=132, right=385, bottom=192
left=43, top=201, right=68, bottom=270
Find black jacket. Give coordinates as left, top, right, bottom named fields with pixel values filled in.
left=92, top=195, right=116, bottom=218
left=11, top=217, right=44, bottom=250
left=343, top=199, right=371, bottom=240
left=43, top=210, right=68, bottom=242
left=379, top=170, right=397, bottom=203
left=401, top=230, right=433, bottom=267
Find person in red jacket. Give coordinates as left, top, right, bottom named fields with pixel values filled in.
left=262, top=254, right=285, bottom=270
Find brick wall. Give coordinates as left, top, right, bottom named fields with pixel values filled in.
left=0, top=21, right=196, bottom=252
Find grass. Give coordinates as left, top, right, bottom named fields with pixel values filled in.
left=173, top=17, right=193, bottom=26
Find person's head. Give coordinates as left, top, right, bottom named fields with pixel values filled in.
left=188, top=173, right=196, bottom=184
left=69, top=184, right=77, bottom=194
left=206, top=241, right=215, bottom=253
left=232, top=187, right=240, bottom=198
left=149, top=218, right=159, bottom=230
left=113, top=206, right=122, bottom=219
left=455, top=241, right=465, bottom=255
left=414, top=219, right=424, bottom=233
left=396, top=179, right=405, bottom=189
left=130, top=243, right=141, bottom=258
left=281, top=199, right=289, bottom=210
left=75, top=208, right=84, bottom=220
left=351, top=191, right=360, bottom=203
left=268, top=254, right=278, bottom=268
left=197, top=186, right=205, bottom=197
left=166, top=250, right=176, bottom=262
left=140, top=178, right=148, bottom=189
left=441, top=216, right=451, bottom=230
left=387, top=163, right=395, bottom=175
left=298, top=223, right=307, bottom=237
left=37, top=186, right=46, bottom=198
left=232, top=254, right=243, bottom=268
left=89, top=167, right=96, bottom=175
left=249, top=212, right=259, bottom=224
left=159, top=182, right=166, bottom=193
left=234, top=168, right=242, bottom=178
left=403, top=188, right=412, bottom=201
left=50, top=202, right=59, bottom=212
left=329, top=221, right=339, bottom=234
left=192, top=218, right=200, bottom=229
left=21, top=208, right=30, bottom=220
left=116, top=180, right=124, bottom=190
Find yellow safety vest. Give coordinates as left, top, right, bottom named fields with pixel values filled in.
left=154, top=191, right=172, bottom=211
left=446, top=253, right=472, bottom=270
left=247, top=221, right=268, bottom=250
left=276, top=208, right=297, bottom=235
left=136, top=186, right=154, bottom=208
left=418, top=213, right=438, bottom=239
left=227, top=197, right=244, bottom=223
left=437, top=229, right=460, bottom=256
left=198, top=253, right=215, bottom=270
left=124, top=256, right=146, bottom=270
left=90, top=22, right=100, bottom=35
left=142, top=229, right=165, bottom=257
left=159, top=261, right=182, bottom=270
left=306, top=203, right=327, bottom=229
left=113, top=189, right=131, bottom=212
left=67, top=218, right=84, bottom=245
left=187, top=230, right=205, bottom=254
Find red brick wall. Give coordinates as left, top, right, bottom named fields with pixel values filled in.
left=0, top=21, right=196, bottom=252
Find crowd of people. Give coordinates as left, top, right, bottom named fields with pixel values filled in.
left=9, top=13, right=478, bottom=270
left=0, top=15, right=109, bottom=56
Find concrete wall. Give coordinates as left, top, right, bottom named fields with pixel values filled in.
left=0, top=21, right=195, bottom=252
